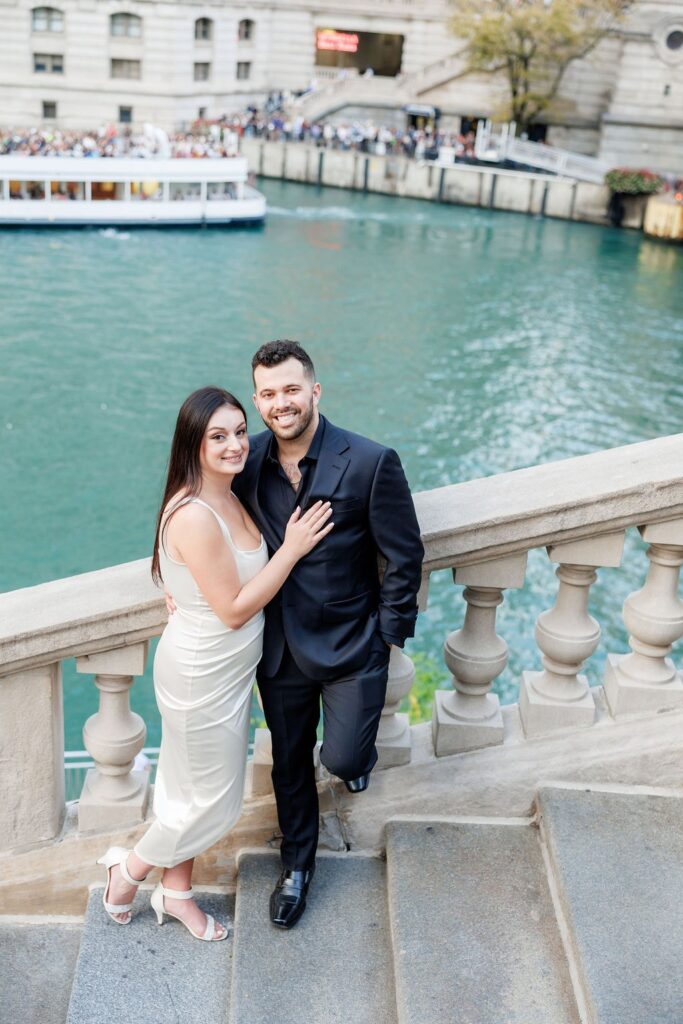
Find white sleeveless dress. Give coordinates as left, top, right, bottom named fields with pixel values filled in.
left=134, top=497, right=268, bottom=868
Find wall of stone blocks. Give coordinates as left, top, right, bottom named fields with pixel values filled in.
left=242, top=140, right=611, bottom=227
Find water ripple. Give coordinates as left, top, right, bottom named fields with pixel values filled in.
left=1, top=179, right=683, bottom=745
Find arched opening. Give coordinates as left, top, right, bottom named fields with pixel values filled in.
left=194, top=17, right=213, bottom=42
left=110, top=12, right=142, bottom=38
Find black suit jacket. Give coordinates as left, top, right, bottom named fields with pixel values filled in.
left=233, top=417, right=424, bottom=680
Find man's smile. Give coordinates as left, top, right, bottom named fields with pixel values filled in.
left=271, top=410, right=298, bottom=426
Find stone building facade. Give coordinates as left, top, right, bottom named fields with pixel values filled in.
left=0, top=0, right=682, bottom=170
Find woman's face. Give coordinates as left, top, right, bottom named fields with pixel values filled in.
left=199, top=404, right=249, bottom=480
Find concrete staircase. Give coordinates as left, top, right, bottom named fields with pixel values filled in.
left=10, top=786, right=683, bottom=1023
left=290, top=75, right=408, bottom=123
left=397, top=50, right=467, bottom=98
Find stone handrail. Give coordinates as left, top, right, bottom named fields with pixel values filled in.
left=3, top=432, right=683, bottom=852
left=0, top=559, right=164, bottom=675
left=416, top=432, right=683, bottom=570
left=3, top=433, right=683, bottom=675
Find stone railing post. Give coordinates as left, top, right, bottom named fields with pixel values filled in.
left=375, top=573, right=429, bottom=769
left=519, top=532, right=624, bottom=737
left=376, top=646, right=416, bottom=769
left=0, top=662, right=64, bottom=851
left=250, top=689, right=322, bottom=798
left=76, top=642, right=150, bottom=831
left=432, top=554, right=527, bottom=756
left=604, top=520, right=683, bottom=716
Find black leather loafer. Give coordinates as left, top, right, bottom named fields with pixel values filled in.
left=269, top=867, right=314, bottom=929
left=344, top=773, right=370, bottom=793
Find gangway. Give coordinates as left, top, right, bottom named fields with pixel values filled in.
left=474, top=120, right=608, bottom=183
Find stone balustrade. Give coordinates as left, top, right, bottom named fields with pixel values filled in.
left=3, top=433, right=683, bottom=854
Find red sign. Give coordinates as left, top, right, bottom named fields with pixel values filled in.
left=316, top=29, right=359, bottom=54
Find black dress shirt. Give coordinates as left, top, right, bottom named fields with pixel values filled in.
left=257, top=414, right=327, bottom=546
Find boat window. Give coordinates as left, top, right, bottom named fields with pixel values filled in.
left=169, top=183, right=201, bottom=201
left=33, top=52, right=64, bottom=73
left=110, top=12, right=142, bottom=37
left=238, top=19, right=255, bottom=42
left=9, top=181, right=46, bottom=200
left=32, top=6, right=64, bottom=32
left=131, top=181, right=162, bottom=201
left=51, top=181, right=85, bottom=200
left=208, top=183, right=237, bottom=200
left=194, top=17, right=212, bottom=41
left=91, top=182, right=125, bottom=201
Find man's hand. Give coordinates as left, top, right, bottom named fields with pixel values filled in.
left=165, top=590, right=177, bottom=616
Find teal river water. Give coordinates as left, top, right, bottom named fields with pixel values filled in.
left=2, top=178, right=683, bottom=750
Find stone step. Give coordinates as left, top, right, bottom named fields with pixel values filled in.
left=66, top=887, right=234, bottom=1024
left=539, top=787, right=683, bottom=1024
left=0, top=920, right=82, bottom=1024
left=229, top=853, right=397, bottom=1024
left=385, top=819, right=580, bottom=1024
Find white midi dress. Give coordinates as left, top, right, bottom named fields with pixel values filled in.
left=134, top=497, right=268, bottom=868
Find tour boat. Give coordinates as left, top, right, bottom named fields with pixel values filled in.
left=0, top=155, right=266, bottom=226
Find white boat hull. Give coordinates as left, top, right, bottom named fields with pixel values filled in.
left=0, top=195, right=265, bottom=227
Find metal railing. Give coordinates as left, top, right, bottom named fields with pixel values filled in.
left=475, top=120, right=608, bottom=183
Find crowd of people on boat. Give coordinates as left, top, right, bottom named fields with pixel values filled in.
left=0, top=124, right=239, bottom=158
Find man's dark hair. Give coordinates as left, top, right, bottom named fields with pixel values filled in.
left=251, top=340, right=316, bottom=382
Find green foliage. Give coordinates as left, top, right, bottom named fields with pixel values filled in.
left=450, top=0, right=632, bottom=132
left=401, top=651, right=450, bottom=723
left=604, top=168, right=663, bottom=195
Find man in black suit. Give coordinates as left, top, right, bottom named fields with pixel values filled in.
left=234, top=340, right=424, bottom=929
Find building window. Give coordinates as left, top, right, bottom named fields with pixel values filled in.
left=119, top=105, right=133, bottom=123
left=32, top=7, right=64, bottom=32
left=33, top=52, right=63, bottom=73
left=198, top=106, right=207, bottom=120
left=238, top=19, right=254, bottom=42
left=194, top=62, right=210, bottom=81
left=110, top=12, right=142, bottom=38
left=666, top=29, right=683, bottom=50
left=194, top=17, right=212, bottom=41
left=111, top=58, right=141, bottom=79
left=42, top=100, right=57, bottom=118
left=236, top=61, right=251, bottom=80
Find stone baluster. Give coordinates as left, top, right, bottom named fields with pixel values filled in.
left=76, top=642, right=150, bottom=831
left=250, top=724, right=275, bottom=798
left=376, top=646, right=416, bottom=769
left=250, top=689, right=322, bottom=798
left=432, top=554, right=527, bottom=756
left=0, top=662, right=64, bottom=852
left=604, top=520, right=683, bottom=717
left=375, top=573, right=429, bottom=769
left=519, top=532, right=625, bottom=737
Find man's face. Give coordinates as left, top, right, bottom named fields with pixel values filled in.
left=252, top=357, right=320, bottom=442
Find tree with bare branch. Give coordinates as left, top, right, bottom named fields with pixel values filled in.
left=450, top=0, right=632, bottom=134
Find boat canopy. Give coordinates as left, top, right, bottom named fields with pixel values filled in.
left=0, top=156, right=249, bottom=183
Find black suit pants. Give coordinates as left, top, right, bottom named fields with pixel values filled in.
left=257, top=635, right=390, bottom=870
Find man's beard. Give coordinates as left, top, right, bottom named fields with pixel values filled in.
left=266, top=399, right=315, bottom=441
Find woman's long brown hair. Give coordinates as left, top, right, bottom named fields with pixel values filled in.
left=151, top=386, right=247, bottom=585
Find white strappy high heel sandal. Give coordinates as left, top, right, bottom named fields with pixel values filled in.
left=150, top=882, right=229, bottom=941
left=96, top=846, right=146, bottom=925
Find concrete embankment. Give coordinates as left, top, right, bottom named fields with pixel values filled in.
left=240, top=137, right=630, bottom=228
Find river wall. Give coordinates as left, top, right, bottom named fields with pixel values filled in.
left=240, top=138, right=635, bottom=228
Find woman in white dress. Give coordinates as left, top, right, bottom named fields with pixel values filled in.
left=96, top=386, right=332, bottom=941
